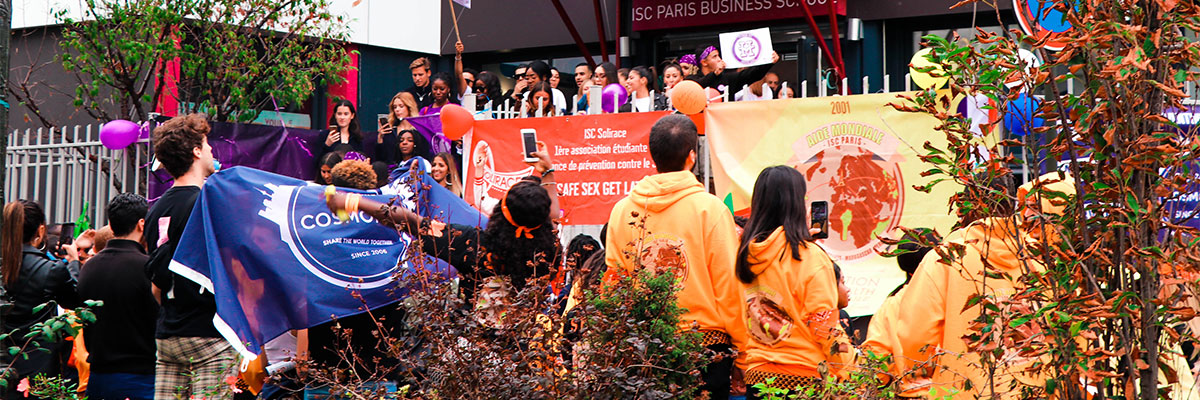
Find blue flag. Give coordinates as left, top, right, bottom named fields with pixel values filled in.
left=169, top=163, right=487, bottom=359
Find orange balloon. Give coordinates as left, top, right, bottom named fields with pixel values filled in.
left=439, top=104, right=474, bottom=140
left=670, top=80, right=708, bottom=115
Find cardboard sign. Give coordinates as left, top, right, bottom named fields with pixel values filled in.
left=719, top=27, right=774, bottom=69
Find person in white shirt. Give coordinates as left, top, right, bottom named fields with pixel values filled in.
left=619, top=66, right=667, bottom=112
left=521, top=60, right=567, bottom=114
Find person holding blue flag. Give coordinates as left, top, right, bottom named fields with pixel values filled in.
left=142, top=114, right=238, bottom=399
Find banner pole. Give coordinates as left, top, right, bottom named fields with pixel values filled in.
left=448, top=0, right=462, bottom=43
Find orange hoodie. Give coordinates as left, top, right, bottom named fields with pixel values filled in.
left=736, top=227, right=852, bottom=377
left=862, top=286, right=905, bottom=374
left=604, top=170, right=742, bottom=343
left=894, top=217, right=1047, bottom=398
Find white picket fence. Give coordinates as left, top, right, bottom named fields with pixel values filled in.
left=3, top=124, right=150, bottom=228
left=10, top=72, right=1073, bottom=230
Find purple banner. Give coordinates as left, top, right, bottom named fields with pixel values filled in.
left=405, top=114, right=453, bottom=155
left=149, top=122, right=323, bottom=201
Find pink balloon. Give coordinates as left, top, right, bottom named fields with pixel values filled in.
left=100, top=120, right=140, bottom=150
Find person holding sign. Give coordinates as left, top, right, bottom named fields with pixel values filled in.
left=687, top=44, right=778, bottom=96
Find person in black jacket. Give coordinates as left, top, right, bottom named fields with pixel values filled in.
left=312, top=99, right=364, bottom=170
left=686, top=45, right=779, bottom=97
left=78, top=193, right=157, bottom=400
left=1, top=199, right=83, bottom=396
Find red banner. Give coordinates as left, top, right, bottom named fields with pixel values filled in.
left=632, top=0, right=846, bottom=31
left=465, top=112, right=668, bottom=226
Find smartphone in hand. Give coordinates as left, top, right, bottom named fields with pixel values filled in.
left=811, top=201, right=829, bottom=239
left=55, top=223, right=76, bottom=257
left=521, top=128, right=539, bottom=163
left=378, top=117, right=389, bottom=129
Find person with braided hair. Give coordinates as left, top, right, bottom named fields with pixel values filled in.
left=324, top=141, right=561, bottom=327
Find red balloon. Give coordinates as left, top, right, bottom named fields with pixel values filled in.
left=439, top=104, right=474, bottom=140
left=670, top=80, right=708, bottom=115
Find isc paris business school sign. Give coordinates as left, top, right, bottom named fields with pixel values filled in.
left=631, top=0, right=847, bottom=31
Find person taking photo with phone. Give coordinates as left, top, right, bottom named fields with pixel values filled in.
left=313, top=99, right=363, bottom=170
left=732, top=166, right=852, bottom=399
left=1, top=200, right=84, bottom=397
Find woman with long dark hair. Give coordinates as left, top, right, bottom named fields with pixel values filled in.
left=733, top=166, right=851, bottom=399
left=473, top=71, right=504, bottom=111
left=314, top=99, right=362, bottom=169
left=524, top=82, right=558, bottom=118
left=593, top=62, right=617, bottom=88
left=1, top=200, right=83, bottom=395
left=619, top=66, right=668, bottom=112
left=315, top=151, right=343, bottom=185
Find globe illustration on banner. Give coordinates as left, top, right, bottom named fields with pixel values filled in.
left=794, top=122, right=905, bottom=261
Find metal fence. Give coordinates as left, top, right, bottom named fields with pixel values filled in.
left=4, top=124, right=150, bottom=228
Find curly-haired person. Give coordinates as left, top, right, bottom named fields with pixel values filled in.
left=330, top=159, right=378, bottom=190
left=324, top=141, right=562, bottom=328
left=143, top=113, right=239, bottom=399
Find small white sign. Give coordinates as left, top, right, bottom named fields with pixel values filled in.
left=719, top=27, right=774, bottom=69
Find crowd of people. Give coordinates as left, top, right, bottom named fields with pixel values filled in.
left=0, top=37, right=1100, bottom=400
left=1, top=100, right=1089, bottom=399
left=346, top=41, right=795, bottom=134
left=308, top=41, right=793, bottom=202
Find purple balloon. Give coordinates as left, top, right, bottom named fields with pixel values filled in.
left=601, top=83, right=628, bottom=113
left=100, top=120, right=140, bottom=150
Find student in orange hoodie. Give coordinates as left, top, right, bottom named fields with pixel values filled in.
left=603, top=114, right=742, bottom=399
left=732, top=166, right=852, bottom=399
left=893, top=172, right=1074, bottom=398
left=861, top=229, right=937, bottom=380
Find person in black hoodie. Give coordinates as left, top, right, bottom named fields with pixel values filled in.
left=1, top=200, right=83, bottom=397
left=78, top=193, right=157, bottom=400
left=686, top=45, right=779, bottom=97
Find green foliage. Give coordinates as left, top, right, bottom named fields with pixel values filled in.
left=22, top=374, right=85, bottom=400
left=895, top=1, right=1200, bottom=399
left=575, top=268, right=707, bottom=398
left=1, top=303, right=100, bottom=392
left=57, top=0, right=352, bottom=122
